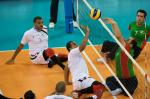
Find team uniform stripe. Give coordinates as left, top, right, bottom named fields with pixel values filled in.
left=116, top=49, right=123, bottom=78
left=141, top=31, right=150, bottom=49
left=120, top=45, right=130, bottom=79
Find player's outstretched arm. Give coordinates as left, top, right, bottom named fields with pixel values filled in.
left=6, top=43, right=24, bottom=64
left=79, top=25, right=90, bottom=52
left=103, top=18, right=125, bottom=46
left=64, top=65, right=72, bottom=85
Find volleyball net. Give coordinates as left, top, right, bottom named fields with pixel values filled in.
left=75, top=0, right=150, bottom=98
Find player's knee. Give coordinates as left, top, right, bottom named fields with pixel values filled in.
left=92, top=81, right=105, bottom=93
left=45, top=48, right=55, bottom=58
left=93, top=84, right=105, bottom=92
left=106, top=76, right=115, bottom=86
left=58, top=54, right=68, bottom=59
left=106, top=76, right=115, bottom=82
left=92, top=83, right=105, bottom=99
left=58, top=54, right=68, bottom=62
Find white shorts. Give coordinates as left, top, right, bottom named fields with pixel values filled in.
left=73, top=77, right=95, bottom=91
left=30, top=50, right=49, bottom=64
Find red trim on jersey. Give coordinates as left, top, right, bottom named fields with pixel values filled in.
left=141, top=31, right=150, bottom=49
left=128, top=26, right=131, bottom=30
left=120, top=45, right=130, bottom=79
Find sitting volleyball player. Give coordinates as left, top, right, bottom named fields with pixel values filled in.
left=97, top=9, right=150, bottom=62
left=65, top=25, right=105, bottom=99
left=6, top=16, right=67, bottom=70
left=104, top=18, right=138, bottom=96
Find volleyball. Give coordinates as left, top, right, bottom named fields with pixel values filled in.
left=90, top=8, right=101, bottom=20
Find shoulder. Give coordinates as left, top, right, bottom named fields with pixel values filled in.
left=24, top=28, right=34, bottom=35
left=69, top=47, right=80, bottom=55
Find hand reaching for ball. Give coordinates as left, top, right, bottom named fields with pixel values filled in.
left=103, top=18, right=116, bottom=25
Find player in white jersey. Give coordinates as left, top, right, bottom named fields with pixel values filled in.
left=45, top=81, right=72, bottom=99
left=6, top=16, right=67, bottom=70
left=64, top=26, right=105, bottom=99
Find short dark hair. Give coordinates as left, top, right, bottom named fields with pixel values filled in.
left=55, top=81, right=66, bottom=93
left=66, top=41, right=73, bottom=52
left=33, top=16, right=42, bottom=23
left=24, top=90, right=35, bottom=99
left=137, top=9, right=147, bottom=18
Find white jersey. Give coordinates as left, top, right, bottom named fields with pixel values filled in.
left=68, top=47, right=89, bottom=82
left=45, top=95, right=72, bottom=99
left=21, top=26, right=48, bottom=56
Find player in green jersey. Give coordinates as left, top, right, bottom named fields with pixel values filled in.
left=97, top=9, right=150, bottom=63
left=104, top=18, right=138, bottom=96
left=129, top=9, right=150, bottom=57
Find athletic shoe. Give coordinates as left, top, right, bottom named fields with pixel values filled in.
left=48, top=61, right=56, bottom=68
left=73, top=21, right=78, bottom=28
left=49, top=22, right=55, bottom=28
left=97, top=57, right=106, bottom=63
left=111, top=88, right=122, bottom=96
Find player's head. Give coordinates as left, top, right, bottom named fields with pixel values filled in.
left=33, top=16, right=43, bottom=30
left=24, top=90, right=36, bottom=99
left=66, top=41, right=78, bottom=52
left=136, top=9, right=147, bottom=24
left=55, top=81, right=66, bottom=94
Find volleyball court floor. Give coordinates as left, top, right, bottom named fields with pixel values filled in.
left=0, top=44, right=150, bottom=99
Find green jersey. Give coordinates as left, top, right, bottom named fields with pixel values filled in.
left=129, top=21, right=150, bottom=49
left=115, top=44, right=135, bottom=79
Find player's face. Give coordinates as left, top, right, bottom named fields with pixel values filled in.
left=70, top=42, right=78, bottom=49
left=34, top=19, right=43, bottom=30
left=136, top=12, right=145, bottom=24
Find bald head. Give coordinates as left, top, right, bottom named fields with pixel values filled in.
left=55, top=81, right=66, bottom=93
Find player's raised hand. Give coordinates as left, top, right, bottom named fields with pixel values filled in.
left=103, top=18, right=116, bottom=25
